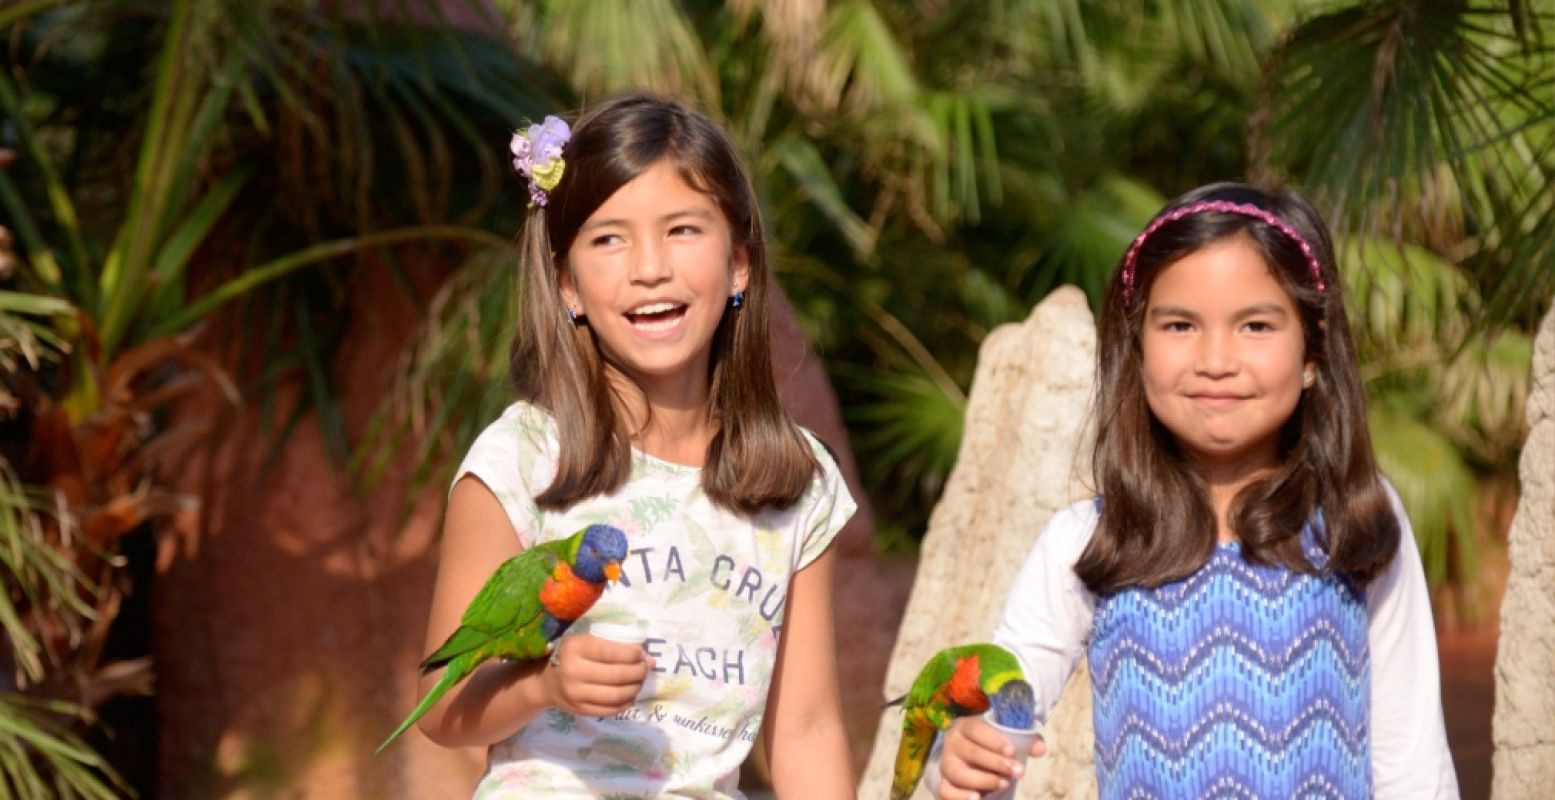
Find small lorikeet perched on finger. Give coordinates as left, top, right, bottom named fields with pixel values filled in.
left=376, top=524, right=629, bottom=753
left=887, top=642, right=1036, bottom=800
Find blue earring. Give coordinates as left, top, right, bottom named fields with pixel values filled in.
left=566, top=307, right=578, bottom=322
left=729, top=291, right=744, bottom=309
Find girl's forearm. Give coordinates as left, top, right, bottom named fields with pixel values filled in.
left=766, top=718, right=856, bottom=798
left=415, top=659, right=553, bottom=749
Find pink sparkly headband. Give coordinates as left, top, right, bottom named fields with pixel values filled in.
left=1121, top=200, right=1327, bottom=304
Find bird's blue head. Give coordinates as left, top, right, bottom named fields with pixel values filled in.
left=573, top=524, right=629, bottom=584
left=989, top=679, right=1037, bottom=730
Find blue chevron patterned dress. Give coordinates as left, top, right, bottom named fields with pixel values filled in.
left=1087, top=528, right=1371, bottom=799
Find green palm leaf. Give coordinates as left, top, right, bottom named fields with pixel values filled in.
left=1369, top=402, right=1479, bottom=587
left=353, top=248, right=518, bottom=512
left=805, top=0, right=918, bottom=113
left=1013, top=176, right=1164, bottom=312
left=842, top=364, right=966, bottom=517
left=0, top=693, right=124, bottom=800
left=1436, top=329, right=1532, bottom=465
left=1261, top=2, right=1554, bottom=327
left=533, top=0, right=716, bottom=102
left=1341, top=237, right=1474, bottom=363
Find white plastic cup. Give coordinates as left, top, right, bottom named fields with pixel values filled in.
left=587, top=622, right=647, bottom=646
left=587, top=622, right=653, bottom=700
left=980, top=709, right=1044, bottom=800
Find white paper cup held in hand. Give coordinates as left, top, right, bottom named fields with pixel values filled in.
left=587, top=622, right=647, bottom=646
left=980, top=709, right=1043, bottom=800
left=587, top=621, right=654, bottom=700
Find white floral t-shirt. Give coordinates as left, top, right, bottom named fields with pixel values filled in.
left=453, top=402, right=855, bottom=799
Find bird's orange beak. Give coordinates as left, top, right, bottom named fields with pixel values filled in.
left=605, top=562, right=621, bottom=583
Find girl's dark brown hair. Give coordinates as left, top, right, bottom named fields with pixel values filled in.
left=510, top=92, right=818, bottom=513
left=1075, top=182, right=1400, bottom=592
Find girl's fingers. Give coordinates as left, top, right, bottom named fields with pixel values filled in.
left=574, top=658, right=652, bottom=687
left=962, top=718, right=1016, bottom=756
left=555, top=677, right=641, bottom=714
left=947, top=740, right=1021, bottom=782
left=940, top=722, right=1024, bottom=797
left=575, top=637, right=649, bottom=665
left=939, top=751, right=1008, bottom=798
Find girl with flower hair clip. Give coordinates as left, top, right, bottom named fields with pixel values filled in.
left=411, top=93, right=857, bottom=798
left=928, top=182, right=1458, bottom=799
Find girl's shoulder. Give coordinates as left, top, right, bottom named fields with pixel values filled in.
left=454, top=401, right=560, bottom=493
left=474, top=401, right=560, bottom=453
left=1038, top=496, right=1104, bottom=558
left=797, top=427, right=844, bottom=475
left=792, top=426, right=856, bottom=503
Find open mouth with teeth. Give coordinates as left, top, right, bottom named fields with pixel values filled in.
left=626, top=301, right=688, bottom=331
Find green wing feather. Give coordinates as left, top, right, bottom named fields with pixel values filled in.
left=420, top=540, right=568, bottom=670
left=380, top=535, right=581, bottom=753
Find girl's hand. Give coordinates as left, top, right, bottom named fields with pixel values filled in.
left=936, top=716, right=1047, bottom=800
left=542, top=634, right=654, bottom=717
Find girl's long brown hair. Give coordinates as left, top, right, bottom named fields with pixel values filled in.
left=510, top=92, right=818, bottom=514
left=1075, top=182, right=1400, bottom=593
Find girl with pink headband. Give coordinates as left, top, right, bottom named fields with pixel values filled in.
left=927, top=183, right=1458, bottom=799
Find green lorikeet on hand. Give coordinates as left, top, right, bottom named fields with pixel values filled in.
left=887, top=642, right=1036, bottom=799
left=376, top=524, right=629, bottom=753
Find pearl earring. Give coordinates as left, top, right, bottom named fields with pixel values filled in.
left=1302, top=369, right=1315, bottom=388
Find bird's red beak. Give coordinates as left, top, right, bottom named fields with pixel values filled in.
left=605, top=562, right=621, bottom=583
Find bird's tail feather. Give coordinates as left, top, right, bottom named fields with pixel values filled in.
left=376, top=658, right=471, bottom=754
left=890, top=713, right=936, bottom=800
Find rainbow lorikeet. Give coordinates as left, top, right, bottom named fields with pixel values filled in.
left=887, top=642, right=1036, bottom=800
left=376, top=524, right=629, bottom=753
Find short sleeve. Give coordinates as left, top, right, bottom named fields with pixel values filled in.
left=794, top=431, right=857, bottom=571
left=450, top=403, right=554, bottom=548
left=1366, top=479, right=1460, bottom=798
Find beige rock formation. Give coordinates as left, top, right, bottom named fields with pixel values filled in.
left=1492, top=304, right=1555, bottom=799
left=857, top=286, right=1100, bottom=800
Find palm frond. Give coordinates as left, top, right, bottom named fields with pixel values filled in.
left=1369, top=402, right=1479, bottom=587
left=0, top=692, right=124, bottom=800
left=765, top=136, right=877, bottom=259
left=147, top=225, right=509, bottom=339
left=1153, top=0, right=1286, bottom=76
left=1436, top=329, right=1532, bottom=465
left=0, top=293, right=74, bottom=373
left=1012, top=176, right=1163, bottom=311
left=1261, top=3, right=1554, bottom=329
left=535, top=0, right=716, bottom=103
left=841, top=364, right=966, bottom=519
left=1341, top=236, right=1475, bottom=363
left=353, top=248, right=517, bottom=513
left=803, top=0, right=918, bottom=115
left=0, top=460, right=97, bottom=687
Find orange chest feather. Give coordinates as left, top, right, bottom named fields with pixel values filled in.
left=945, top=655, right=989, bottom=712
left=539, top=562, right=604, bottom=620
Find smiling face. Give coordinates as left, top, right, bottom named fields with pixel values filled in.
left=558, top=158, right=749, bottom=399
left=1140, top=234, right=1312, bottom=477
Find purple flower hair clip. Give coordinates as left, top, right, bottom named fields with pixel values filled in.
left=510, top=115, right=571, bottom=207
left=1121, top=200, right=1327, bottom=304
